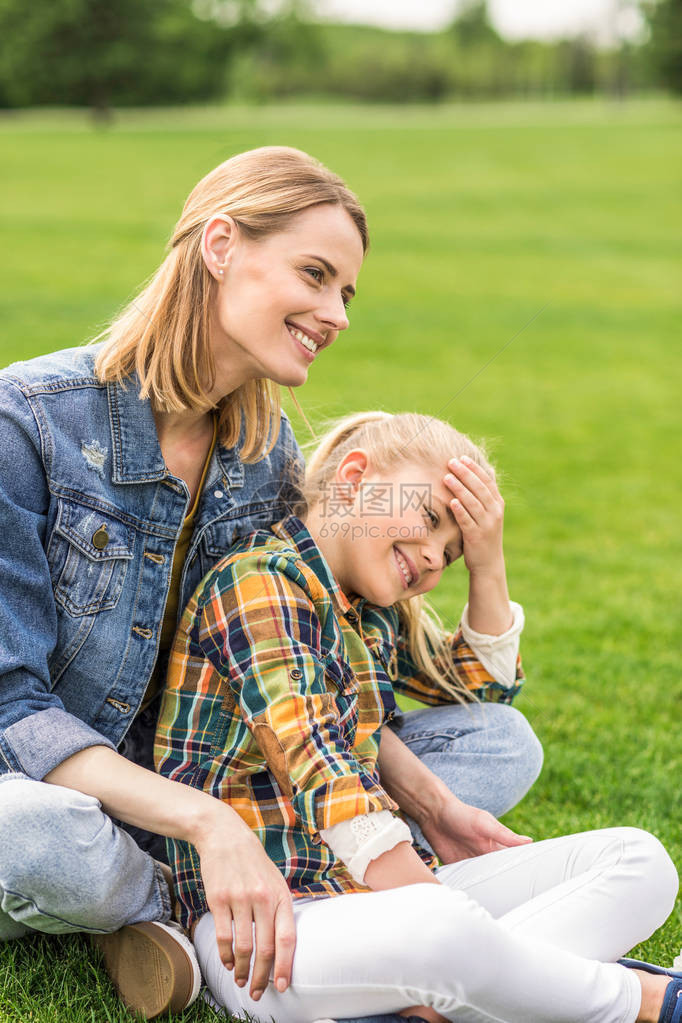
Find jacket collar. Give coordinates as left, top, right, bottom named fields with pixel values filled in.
left=106, top=376, right=246, bottom=489
left=107, top=377, right=167, bottom=483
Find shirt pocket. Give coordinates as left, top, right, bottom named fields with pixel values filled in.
left=47, top=499, right=133, bottom=617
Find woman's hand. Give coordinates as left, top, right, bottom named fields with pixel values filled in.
left=444, top=455, right=513, bottom=636
left=193, top=808, right=296, bottom=1001
left=420, top=794, right=532, bottom=864
left=46, top=746, right=296, bottom=1003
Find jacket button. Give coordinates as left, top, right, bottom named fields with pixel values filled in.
left=92, top=525, right=109, bottom=550
left=106, top=696, right=131, bottom=714
left=290, top=668, right=303, bottom=680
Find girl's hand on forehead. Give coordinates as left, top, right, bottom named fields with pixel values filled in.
left=443, top=456, right=505, bottom=576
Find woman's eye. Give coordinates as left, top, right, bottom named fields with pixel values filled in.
left=305, top=266, right=323, bottom=283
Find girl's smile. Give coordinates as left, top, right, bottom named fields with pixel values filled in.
left=394, top=545, right=418, bottom=589
left=307, top=454, right=464, bottom=607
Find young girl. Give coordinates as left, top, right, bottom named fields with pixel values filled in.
left=155, top=411, right=680, bottom=1023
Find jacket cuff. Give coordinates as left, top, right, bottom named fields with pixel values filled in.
left=3, top=707, right=115, bottom=779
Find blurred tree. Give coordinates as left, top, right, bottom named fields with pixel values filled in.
left=642, top=0, right=682, bottom=92
left=0, top=0, right=256, bottom=113
left=445, top=0, right=507, bottom=97
left=226, top=1, right=326, bottom=100
left=322, top=31, right=452, bottom=102
left=448, top=0, right=501, bottom=47
left=0, top=0, right=659, bottom=109
left=557, top=36, right=597, bottom=94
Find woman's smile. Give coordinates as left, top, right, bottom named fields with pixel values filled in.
left=285, top=319, right=326, bottom=359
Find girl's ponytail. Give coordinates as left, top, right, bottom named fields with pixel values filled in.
left=397, top=596, right=476, bottom=703
left=303, top=410, right=392, bottom=500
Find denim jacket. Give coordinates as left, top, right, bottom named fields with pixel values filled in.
left=0, top=345, right=304, bottom=780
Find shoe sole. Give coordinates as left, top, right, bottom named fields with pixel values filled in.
left=92, top=922, right=195, bottom=1018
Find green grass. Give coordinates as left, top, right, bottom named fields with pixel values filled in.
left=0, top=97, right=681, bottom=1020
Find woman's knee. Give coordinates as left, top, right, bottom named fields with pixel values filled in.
left=0, top=774, right=105, bottom=886
left=495, top=705, right=544, bottom=780
left=0, top=774, right=164, bottom=933
left=475, top=703, right=544, bottom=814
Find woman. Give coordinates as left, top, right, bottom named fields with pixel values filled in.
left=0, top=147, right=540, bottom=1018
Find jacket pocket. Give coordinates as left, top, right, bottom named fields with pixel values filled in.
left=47, top=499, right=133, bottom=617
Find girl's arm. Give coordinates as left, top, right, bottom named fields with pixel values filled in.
left=155, top=550, right=399, bottom=983
left=394, top=453, right=524, bottom=705
left=324, top=726, right=531, bottom=891
left=377, top=726, right=531, bottom=865
left=444, top=454, right=511, bottom=635
left=364, top=840, right=440, bottom=889
left=46, top=745, right=296, bottom=999
left=348, top=458, right=531, bottom=889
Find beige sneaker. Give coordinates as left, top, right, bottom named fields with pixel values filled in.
left=92, top=920, right=202, bottom=1018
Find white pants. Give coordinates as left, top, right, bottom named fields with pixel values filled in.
left=194, top=827, right=679, bottom=1023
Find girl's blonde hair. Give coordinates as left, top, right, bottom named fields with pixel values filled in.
left=94, top=146, right=369, bottom=462
left=303, top=411, right=494, bottom=703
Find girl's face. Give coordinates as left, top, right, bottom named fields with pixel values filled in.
left=203, top=204, right=364, bottom=399
left=317, top=455, right=464, bottom=607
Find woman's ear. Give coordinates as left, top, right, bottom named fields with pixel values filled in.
left=335, top=449, right=369, bottom=498
left=201, top=215, right=238, bottom=282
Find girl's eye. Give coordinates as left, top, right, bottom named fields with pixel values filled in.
left=424, top=506, right=438, bottom=527
left=444, top=550, right=453, bottom=568
left=304, top=266, right=323, bottom=283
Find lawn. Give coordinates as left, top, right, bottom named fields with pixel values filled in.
left=0, top=98, right=680, bottom=1022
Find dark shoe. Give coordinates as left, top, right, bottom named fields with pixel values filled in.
left=336, top=1016, right=431, bottom=1022
left=658, top=979, right=682, bottom=1023
left=619, top=957, right=682, bottom=980
left=92, top=920, right=201, bottom=1019
left=619, top=960, right=682, bottom=1023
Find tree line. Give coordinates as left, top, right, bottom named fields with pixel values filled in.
left=0, top=0, right=679, bottom=113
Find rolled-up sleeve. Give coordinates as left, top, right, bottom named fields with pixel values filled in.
left=197, top=553, right=396, bottom=834
left=0, top=378, right=114, bottom=776
left=390, top=606, right=525, bottom=707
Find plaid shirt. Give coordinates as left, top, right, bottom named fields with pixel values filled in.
left=154, top=516, right=524, bottom=927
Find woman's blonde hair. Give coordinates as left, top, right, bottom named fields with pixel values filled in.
left=303, top=411, right=494, bottom=703
left=94, top=146, right=368, bottom=462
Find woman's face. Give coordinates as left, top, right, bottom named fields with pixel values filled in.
left=205, top=204, right=365, bottom=398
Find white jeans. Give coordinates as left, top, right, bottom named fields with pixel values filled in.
left=194, top=827, right=678, bottom=1023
